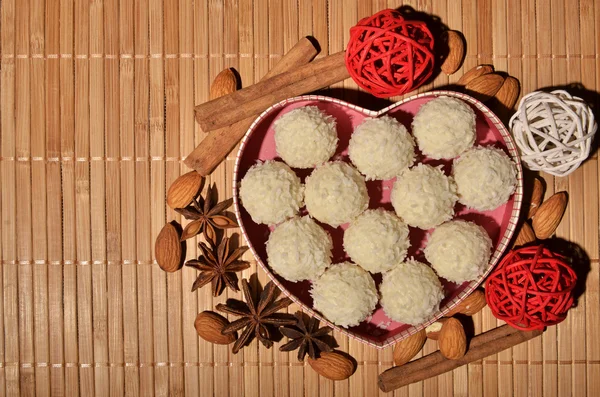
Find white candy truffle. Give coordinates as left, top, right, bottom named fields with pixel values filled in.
left=266, top=216, right=333, bottom=282
left=239, top=160, right=304, bottom=225
left=274, top=106, right=338, bottom=168
left=311, top=262, right=378, bottom=328
left=343, top=209, right=409, bottom=273
left=412, top=96, right=476, bottom=159
left=453, top=146, right=517, bottom=211
left=391, top=164, right=458, bottom=230
left=424, top=220, right=493, bottom=283
left=348, top=116, right=415, bottom=180
left=380, top=260, right=444, bottom=325
left=304, top=162, right=369, bottom=227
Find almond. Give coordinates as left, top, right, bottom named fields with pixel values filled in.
left=441, top=30, right=465, bottom=75
left=210, top=68, right=238, bottom=100
left=393, top=329, right=427, bottom=366
left=527, top=177, right=545, bottom=219
left=155, top=222, right=183, bottom=272
left=167, top=171, right=205, bottom=209
left=513, top=221, right=536, bottom=247
left=465, top=73, right=505, bottom=102
left=457, top=64, right=494, bottom=86
left=425, top=319, right=448, bottom=340
left=308, top=351, right=356, bottom=381
left=195, top=311, right=237, bottom=345
left=494, top=76, right=520, bottom=109
left=446, top=289, right=487, bottom=317
left=438, top=318, right=467, bottom=360
left=532, top=191, right=568, bottom=239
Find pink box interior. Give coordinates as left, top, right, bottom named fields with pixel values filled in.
left=233, top=92, right=522, bottom=348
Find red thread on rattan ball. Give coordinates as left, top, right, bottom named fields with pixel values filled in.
left=345, top=9, right=435, bottom=98
left=485, top=245, right=577, bottom=331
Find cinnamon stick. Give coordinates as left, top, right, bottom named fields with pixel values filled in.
left=194, top=51, right=349, bottom=132
left=184, top=38, right=319, bottom=176
left=378, top=325, right=543, bottom=393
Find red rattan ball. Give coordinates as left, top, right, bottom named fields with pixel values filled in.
left=485, top=245, right=577, bottom=331
left=345, top=9, right=435, bottom=98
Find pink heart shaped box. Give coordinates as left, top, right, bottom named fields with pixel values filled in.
left=233, top=91, right=523, bottom=349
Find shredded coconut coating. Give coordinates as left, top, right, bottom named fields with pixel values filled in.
left=304, top=161, right=369, bottom=227
left=348, top=116, right=415, bottom=180
left=391, top=164, right=458, bottom=230
left=453, top=146, right=517, bottom=211
left=311, top=262, right=378, bottom=327
left=239, top=160, right=304, bottom=225
left=412, top=96, right=476, bottom=159
left=274, top=106, right=338, bottom=168
left=380, top=259, right=444, bottom=325
left=266, top=216, right=333, bottom=282
left=424, top=220, right=493, bottom=283
left=343, top=209, right=409, bottom=273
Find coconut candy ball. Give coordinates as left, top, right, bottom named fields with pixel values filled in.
left=412, top=96, right=476, bottom=159
left=274, top=106, right=338, bottom=168
left=239, top=160, right=304, bottom=225
left=424, top=220, right=493, bottom=283
left=391, top=163, right=458, bottom=230
left=453, top=146, right=517, bottom=211
left=266, top=216, right=333, bottom=282
left=380, top=259, right=444, bottom=325
left=304, top=161, right=369, bottom=227
left=311, top=262, right=378, bottom=328
left=348, top=116, right=415, bottom=180
left=343, top=209, right=410, bottom=273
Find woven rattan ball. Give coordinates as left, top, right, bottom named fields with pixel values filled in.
left=509, top=90, right=597, bottom=177
left=485, top=245, right=577, bottom=331
left=345, top=9, right=434, bottom=98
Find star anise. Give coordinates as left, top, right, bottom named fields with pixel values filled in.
left=216, top=279, right=297, bottom=354
left=279, top=311, right=334, bottom=360
left=185, top=235, right=250, bottom=297
left=176, top=183, right=238, bottom=242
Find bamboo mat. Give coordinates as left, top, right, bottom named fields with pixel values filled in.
left=0, top=0, right=598, bottom=396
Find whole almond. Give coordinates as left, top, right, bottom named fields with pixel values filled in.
left=446, top=289, right=487, bottom=317
left=457, top=65, right=494, bottom=86
left=195, top=311, right=236, bottom=345
left=425, top=318, right=448, bottom=340
left=210, top=68, right=238, bottom=100
left=393, top=329, right=427, bottom=366
left=527, top=177, right=545, bottom=219
left=155, top=222, right=183, bottom=272
left=513, top=221, right=536, bottom=247
left=438, top=318, right=467, bottom=360
left=441, top=30, right=465, bottom=75
left=494, top=76, right=520, bottom=109
left=532, top=191, right=568, bottom=239
left=167, top=171, right=205, bottom=209
left=465, top=73, right=505, bottom=102
left=308, top=351, right=356, bottom=380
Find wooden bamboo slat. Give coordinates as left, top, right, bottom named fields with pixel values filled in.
left=149, top=0, right=167, bottom=394
left=133, top=0, right=153, bottom=393
left=3, top=0, right=18, bottom=395
left=45, top=0, right=64, bottom=394
left=15, top=0, right=34, bottom=394
left=30, top=0, right=49, bottom=392
left=119, top=0, right=137, bottom=395
left=580, top=5, right=600, bottom=397
left=104, top=0, right=125, bottom=394
left=0, top=0, right=599, bottom=396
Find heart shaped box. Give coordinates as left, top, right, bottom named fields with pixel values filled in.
left=233, top=91, right=523, bottom=349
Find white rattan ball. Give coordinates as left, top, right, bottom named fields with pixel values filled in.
left=509, top=90, right=597, bottom=177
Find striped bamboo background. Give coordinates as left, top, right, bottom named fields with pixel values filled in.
left=0, top=0, right=598, bottom=396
